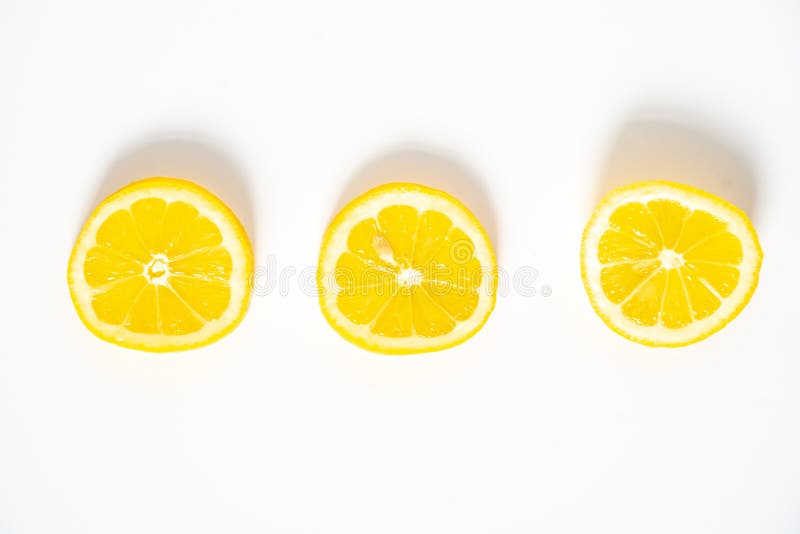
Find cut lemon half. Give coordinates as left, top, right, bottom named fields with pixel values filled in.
left=581, top=181, right=762, bottom=347
left=68, top=177, right=253, bottom=352
left=317, top=183, right=497, bottom=354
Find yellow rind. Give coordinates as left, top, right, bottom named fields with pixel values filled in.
left=317, top=182, right=498, bottom=355
left=581, top=180, right=762, bottom=347
left=68, top=177, right=254, bottom=352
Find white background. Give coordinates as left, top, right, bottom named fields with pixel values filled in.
left=1, top=1, right=799, bottom=532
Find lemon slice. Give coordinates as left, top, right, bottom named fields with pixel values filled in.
left=68, top=177, right=253, bottom=351
left=581, top=181, right=762, bottom=347
left=317, top=183, right=497, bottom=354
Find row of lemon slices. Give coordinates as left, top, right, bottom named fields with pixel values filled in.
left=68, top=178, right=762, bottom=353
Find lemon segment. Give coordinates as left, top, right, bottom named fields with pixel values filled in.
left=68, top=177, right=253, bottom=351
left=581, top=181, right=762, bottom=347
left=317, top=183, right=497, bottom=354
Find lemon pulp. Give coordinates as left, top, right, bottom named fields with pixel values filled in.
left=581, top=181, right=762, bottom=347
left=318, top=183, right=497, bottom=354
left=69, top=177, right=253, bottom=351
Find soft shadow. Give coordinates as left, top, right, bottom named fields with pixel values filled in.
left=81, top=135, right=256, bottom=244
left=333, top=146, right=500, bottom=253
left=596, top=107, right=758, bottom=220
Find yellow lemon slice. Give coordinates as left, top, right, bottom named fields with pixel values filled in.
left=581, top=181, right=762, bottom=347
left=317, top=183, right=497, bottom=354
left=68, top=177, right=253, bottom=351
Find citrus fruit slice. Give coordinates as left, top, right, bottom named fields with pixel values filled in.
left=68, top=177, right=253, bottom=351
left=317, top=183, right=497, bottom=354
left=581, top=181, right=762, bottom=347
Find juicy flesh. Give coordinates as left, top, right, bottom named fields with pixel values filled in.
left=334, top=205, right=483, bottom=338
left=84, top=198, right=232, bottom=335
left=598, top=199, right=743, bottom=328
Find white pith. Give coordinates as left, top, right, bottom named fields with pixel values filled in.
left=144, top=254, right=170, bottom=285
left=658, top=249, right=683, bottom=270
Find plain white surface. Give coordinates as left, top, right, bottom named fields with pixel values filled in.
left=1, top=1, right=799, bottom=532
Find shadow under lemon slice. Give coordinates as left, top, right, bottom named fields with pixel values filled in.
left=68, top=177, right=253, bottom=351
left=317, top=183, right=497, bottom=354
left=581, top=181, right=762, bottom=347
